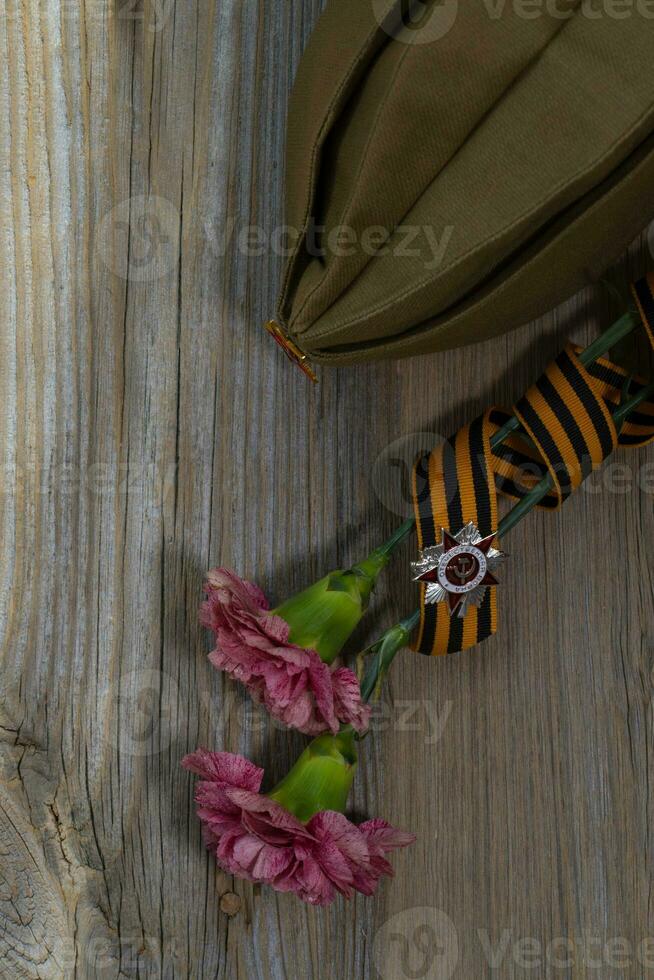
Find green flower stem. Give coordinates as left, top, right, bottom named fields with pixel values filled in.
left=375, top=517, right=417, bottom=559
left=267, top=730, right=358, bottom=822
left=612, top=377, right=654, bottom=430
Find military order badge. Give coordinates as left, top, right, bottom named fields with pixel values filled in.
left=411, top=523, right=505, bottom=618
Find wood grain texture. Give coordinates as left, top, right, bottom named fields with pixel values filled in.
left=1, top=1, right=653, bottom=977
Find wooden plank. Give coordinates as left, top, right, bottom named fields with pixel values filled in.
left=1, top=1, right=653, bottom=977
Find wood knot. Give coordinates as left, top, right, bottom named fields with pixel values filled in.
left=219, top=891, right=242, bottom=917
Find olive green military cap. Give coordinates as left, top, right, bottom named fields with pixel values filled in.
left=276, top=0, right=654, bottom=365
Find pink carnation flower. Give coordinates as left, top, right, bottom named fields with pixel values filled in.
left=200, top=569, right=371, bottom=736
left=183, top=748, right=415, bottom=906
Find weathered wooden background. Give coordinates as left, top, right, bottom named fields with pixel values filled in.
left=1, top=1, right=654, bottom=977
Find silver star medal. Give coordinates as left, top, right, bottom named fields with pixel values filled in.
left=411, top=522, right=506, bottom=618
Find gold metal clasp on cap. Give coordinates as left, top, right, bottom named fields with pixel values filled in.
left=263, top=320, right=318, bottom=384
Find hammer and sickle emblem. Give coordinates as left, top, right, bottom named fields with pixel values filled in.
left=452, top=555, right=474, bottom=583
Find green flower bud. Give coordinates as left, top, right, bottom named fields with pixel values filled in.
left=267, top=730, right=358, bottom=822
left=272, top=519, right=415, bottom=665
left=359, top=611, right=420, bottom=703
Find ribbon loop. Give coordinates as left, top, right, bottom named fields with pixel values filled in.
left=513, top=344, right=618, bottom=505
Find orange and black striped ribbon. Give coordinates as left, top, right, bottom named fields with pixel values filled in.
left=412, top=274, right=654, bottom=657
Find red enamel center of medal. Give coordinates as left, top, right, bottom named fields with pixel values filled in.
left=417, top=530, right=499, bottom=610
left=444, top=551, right=480, bottom=587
